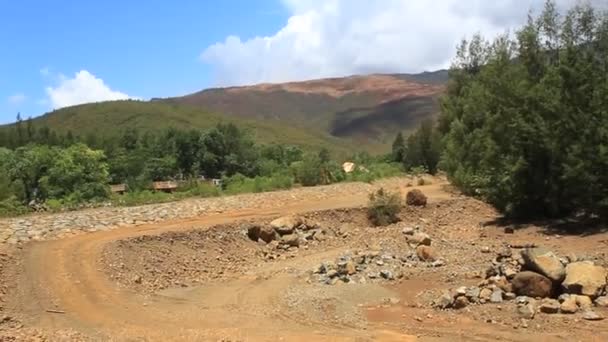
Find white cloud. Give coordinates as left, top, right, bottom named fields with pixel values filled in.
left=7, top=93, right=26, bottom=105
left=40, top=67, right=50, bottom=76
left=45, top=70, right=135, bottom=109
left=202, top=0, right=607, bottom=86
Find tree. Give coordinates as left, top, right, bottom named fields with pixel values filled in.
left=5, top=145, right=57, bottom=202
left=391, top=132, right=407, bottom=163
left=440, top=1, right=608, bottom=219
left=405, top=120, right=441, bottom=174
left=44, top=144, right=110, bottom=201
left=15, top=113, right=24, bottom=146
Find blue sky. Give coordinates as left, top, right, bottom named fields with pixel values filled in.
left=2, top=0, right=599, bottom=124
left=0, top=0, right=286, bottom=123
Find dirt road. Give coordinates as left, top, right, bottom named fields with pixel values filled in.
left=3, top=180, right=608, bottom=341
left=3, top=183, right=452, bottom=341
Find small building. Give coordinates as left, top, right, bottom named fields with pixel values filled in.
left=110, top=184, right=127, bottom=195
left=152, top=181, right=178, bottom=193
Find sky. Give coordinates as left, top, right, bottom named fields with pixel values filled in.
left=1, top=0, right=605, bottom=124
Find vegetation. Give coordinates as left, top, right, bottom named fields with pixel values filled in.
left=367, top=188, right=402, bottom=226
left=390, top=119, right=442, bottom=174
left=440, top=1, right=608, bottom=219
left=0, top=117, right=424, bottom=217
left=0, top=101, right=359, bottom=155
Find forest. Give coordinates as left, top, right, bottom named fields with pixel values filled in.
left=0, top=118, right=418, bottom=216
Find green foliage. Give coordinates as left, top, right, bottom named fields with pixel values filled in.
left=0, top=197, right=29, bottom=217
left=347, top=162, right=404, bottom=183
left=223, top=172, right=294, bottom=195
left=177, top=180, right=221, bottom=198
left=441, top=1, right=608, bottom=218
left=0, top=100, right=361, bottom=155
left=404, top=120, right=442, bottom=174
left=44, top=143, right=110, bottom=201
left=367, top=188, right=402, bottom=226
left=295, top=153, right=323, bottom=186
left=391, top=132, right=407, bottom=163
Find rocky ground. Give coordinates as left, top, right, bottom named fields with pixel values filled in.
left=99, top=193, right=608, bottom=340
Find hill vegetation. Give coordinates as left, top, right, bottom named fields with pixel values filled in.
left=1, top=101, right=358, bottom=154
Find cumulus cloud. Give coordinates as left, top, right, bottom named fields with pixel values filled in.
left=45, top=70, right=135, bottom=109
left=202, top=0, right=606, bottom=86
left=7, top=93, right=26, bottom=105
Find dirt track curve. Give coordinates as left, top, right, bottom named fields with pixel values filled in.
left=6, top=183, right=453, bottom=341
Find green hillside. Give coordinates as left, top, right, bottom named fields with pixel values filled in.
left=0, top=101, right=369, bottom=154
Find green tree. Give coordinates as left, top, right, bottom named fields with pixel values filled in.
left=44, top=143, right=110, bottom=201
left=405, top=120, right=441, bottom=174
left=440, top=1, right=608, bottom=218
left=391, top=132, right=407, bottom=163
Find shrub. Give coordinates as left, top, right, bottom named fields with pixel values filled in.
left=367, top=188, right=402, bottom=226
left=0, top=196, right=29, bottom=217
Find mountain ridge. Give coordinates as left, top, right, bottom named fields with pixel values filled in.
left=1, top=70, right=448, bottom=153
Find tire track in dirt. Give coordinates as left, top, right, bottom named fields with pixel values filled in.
left=7, top=183, right=450, bottom=340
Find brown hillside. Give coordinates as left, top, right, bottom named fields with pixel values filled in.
left=166, top=71, right=447, bottom=143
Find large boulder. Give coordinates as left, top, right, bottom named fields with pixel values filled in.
left=562, top=261, right=607, bottom=298
left=270, top=216, right=304, bottom=235
left=259, top=225, right=279, bottom=243
left=247, top=224, right=277, bottom=243
left=511, top=271, right=553, bottom=298
left=280, top=234, right=300, bottom=247
left=522, top=248, right=565, bottom=283
left=406, top=189, right=427, bottom=207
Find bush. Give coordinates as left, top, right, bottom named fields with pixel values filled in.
left=186, top=182, right=220, bottom=198
left=224, top=172, right=293, bottom=195
left=347, top=162, right=404, bottom=183
left=367, top=188, right=402, bottom=226
left=0, top=196, right=29, bottom=217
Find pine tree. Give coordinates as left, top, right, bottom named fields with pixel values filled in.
left=391, top=132, right=406, bottom=163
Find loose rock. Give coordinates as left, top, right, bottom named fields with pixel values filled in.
left=511, top=271, right=553, bottom=298
left=560, top=296, right=578, bottom=314
left=562, top=262, right=607, bottom=298
left=453, top=296, right=469, bottom=309
left=405, top=189, right=427, bottom=207
left=407, top=232, right=431, bottom=247
left=594, top=296, right=608, bottom=308
left=517, top=303, right=536, bottom=319
left=270, top=216, right=303, bottom=235
left=582, top=311, right=605, bottom=321
left=416, top=245, right=437, bottom=262
left=522, top=247, right=565, bottom=283
left=539, top=299, right=560, bottom=314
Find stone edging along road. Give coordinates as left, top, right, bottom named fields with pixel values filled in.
left=0, top=177, right=430, bottom=245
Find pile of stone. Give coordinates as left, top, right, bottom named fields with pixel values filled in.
left=435, top=246, right=608, bottom=320
left=309, top=228, right=445, bottom=286
left=310, top=250, right=405, bottom=285
left=247, top=215, right=327, bottom=250
left=402, top=226, right=445, bottom=267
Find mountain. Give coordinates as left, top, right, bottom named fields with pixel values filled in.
left=164, top=70, right=447, bottom=142
left=1, top=70, right=448, bottom=153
